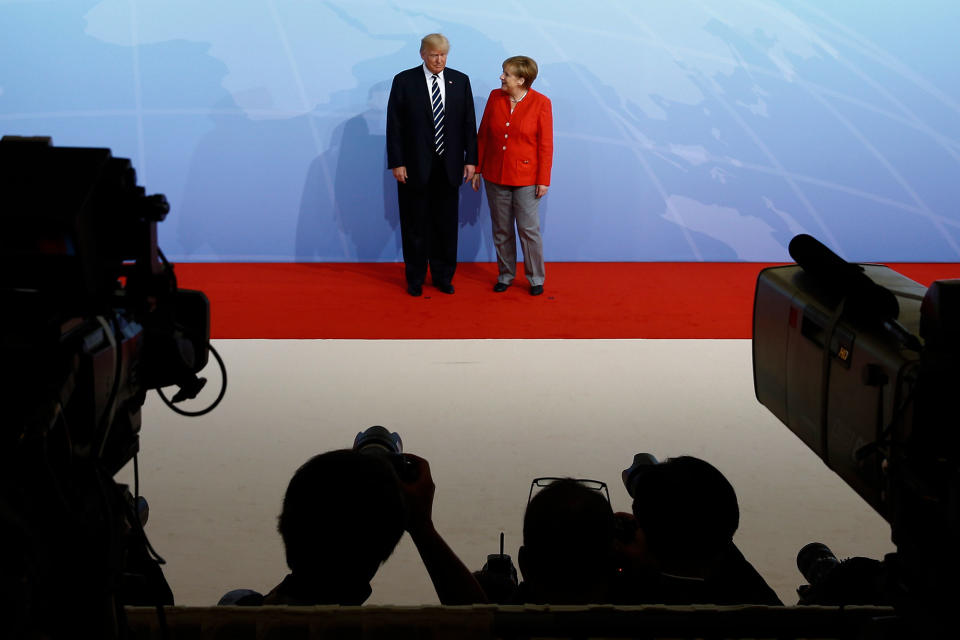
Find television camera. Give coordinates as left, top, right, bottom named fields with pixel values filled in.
left=753, top=234, right=959, bottom=634
left=0, top=137, right=224, bottom=638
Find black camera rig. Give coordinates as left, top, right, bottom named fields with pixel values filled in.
left=753, top=234, right=959, bottom=635
left=0, top=137, right=223, bottom=638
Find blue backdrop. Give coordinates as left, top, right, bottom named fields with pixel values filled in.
left=3, top=1, right=958, bottom=262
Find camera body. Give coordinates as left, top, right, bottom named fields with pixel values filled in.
left=796, top=542, right=889, bottom=606
left=753, top=262, right=926, bottom=513
left=2, top=137, right=211, bottom=470
left=752, top=235, right=960, bottom=621
left=476, top=551, right=519, bottom=604
left=1, top=137, right=212, bottom=637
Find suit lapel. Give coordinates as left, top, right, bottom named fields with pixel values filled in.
left=444, top=73, right=456, bottom=113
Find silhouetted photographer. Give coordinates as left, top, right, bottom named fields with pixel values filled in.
left=223, top=427, right=484, bottom=606
left=619, top=454, right=781, bottom=605
left=259, top=448, right=407, bottom=605
left=516, top=478, right=619, bottom=604
left=473, top=477, right=623, bottom=604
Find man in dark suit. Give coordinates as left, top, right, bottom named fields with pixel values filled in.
left=387, top=33, right=477, bottom=296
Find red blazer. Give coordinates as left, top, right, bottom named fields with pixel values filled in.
left=476, top=88, right=553, bottom=187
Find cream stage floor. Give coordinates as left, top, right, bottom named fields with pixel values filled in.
left=117, top=339, right=894, bottom=606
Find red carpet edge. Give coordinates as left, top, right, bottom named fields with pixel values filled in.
left=171, top=262, right=960, bottom=340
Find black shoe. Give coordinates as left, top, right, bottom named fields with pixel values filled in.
left=407, top=283, right=423, bottom=296
left=493, top=282, right=510, bottom=292
left=530, top=285, right=544, bottom=296
left=436, top=283, right=455, bottom=294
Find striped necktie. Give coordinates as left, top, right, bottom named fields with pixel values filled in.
left=431, top=74, right=445, bottom=155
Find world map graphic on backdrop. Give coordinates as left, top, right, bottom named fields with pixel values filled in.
left=2, top=0, right=959, bottom=262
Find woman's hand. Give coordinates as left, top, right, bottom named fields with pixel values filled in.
left=535, top=184, right=549, bottom=198
left=471, top=174, right=482, bottom=192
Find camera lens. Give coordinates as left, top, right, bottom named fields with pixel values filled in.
left=797, top=542, right=840, bottom=586
left=353, top=425, right=403, bottom=455
left=621, top=452, right=659, bottom=498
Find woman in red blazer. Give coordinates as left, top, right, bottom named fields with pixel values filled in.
left=471, top=56, right=553, bottom=295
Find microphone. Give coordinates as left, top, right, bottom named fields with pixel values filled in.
left=787, top=234, right=900, bottom=322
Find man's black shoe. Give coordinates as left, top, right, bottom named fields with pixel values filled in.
left=530, top=284, right=544, bottom=296
left=493, top=282, right=509, bottom=292
left=407, top=283, right=423, bottom=296
left=436, top=283, right=455, bottom=294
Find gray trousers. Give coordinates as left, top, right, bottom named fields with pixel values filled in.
left=484, top=181, right=545, bottom=286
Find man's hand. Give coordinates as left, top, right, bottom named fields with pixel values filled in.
left=397, top=453, right=487, bottom=604
left=613, top=512, right=655, bottom=572
left=470, top=174, right=482, bottom=192
left=535, top=184, right=549, bottom=198
left=463, top=164, right=476, bottom=182
left=392, top=166, right=408, bottom=183
left=399, top=453, right=435, bottom=536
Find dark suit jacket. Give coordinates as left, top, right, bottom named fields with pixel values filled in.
left=386, top=65, right=478, bottom=188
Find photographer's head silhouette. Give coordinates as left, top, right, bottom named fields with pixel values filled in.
left=519, top=478, right=617, bottom=604
left=270, top=449, right=406, bottom=605
left=627, top=455, right=738, bottom=577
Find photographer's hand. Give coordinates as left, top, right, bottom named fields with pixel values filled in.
left=401, top=453, right=435, bottom=536
left=613, top=512, right=655, bottom=572
left=400, top=454, right=487, bottom=604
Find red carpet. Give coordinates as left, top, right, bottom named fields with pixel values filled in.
left=172, top=262, right=960, bottom=339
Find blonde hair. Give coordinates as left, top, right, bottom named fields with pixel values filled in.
left=504, top=56, right=538, bottom=88
left=420, top=33, right=450, bottom=53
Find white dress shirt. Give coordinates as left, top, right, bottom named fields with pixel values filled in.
left=422, top=64, right=446, bottom=107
